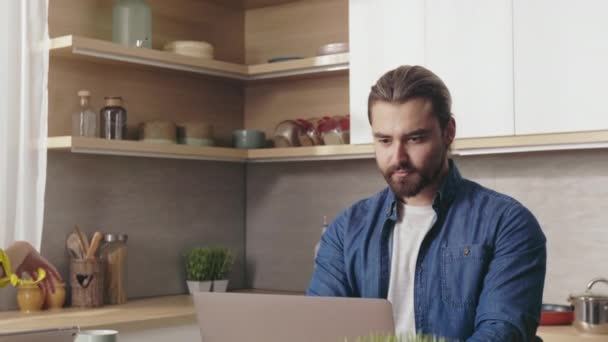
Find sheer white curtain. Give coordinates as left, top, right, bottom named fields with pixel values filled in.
left=0, top=0, right=49, bottom=250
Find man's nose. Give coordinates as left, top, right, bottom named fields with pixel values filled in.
left=392, top=141, right=409, bottom=164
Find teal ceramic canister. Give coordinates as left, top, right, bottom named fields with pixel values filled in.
left=112, top=0, right=152, bottom=48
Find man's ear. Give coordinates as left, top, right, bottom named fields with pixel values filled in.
left=444, top=117, right=456, bottom=147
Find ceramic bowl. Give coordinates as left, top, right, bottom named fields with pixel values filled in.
left=317, top=42, right=349, bottom=56
left=163, top=41, right=214, bottom=59
left=232, top=129, right=266, bottom=149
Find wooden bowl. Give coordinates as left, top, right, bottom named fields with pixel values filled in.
left=163, top=41, right=214, bottom=59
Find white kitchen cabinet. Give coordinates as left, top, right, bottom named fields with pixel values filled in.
left=513, top=0, right=608, bottom=135
left=425, top=0, right=514, bottom=138
left=349, top=0, right=514, bottom=143
left=349, top=0, right=426, bottom=144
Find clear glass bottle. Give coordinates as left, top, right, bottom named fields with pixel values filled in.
left=100, top=97, right=127, bottom=140
left=112, top=0, right=152, bottom=48
left=314, top=216, right=329, bottom=266
left=72, top=90, right=98, bottom=137
left=100, top=233, right=128, bottom=305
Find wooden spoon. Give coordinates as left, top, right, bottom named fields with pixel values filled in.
left=66, top=232, right=85, bottom=259
left=74, top=224, right=90, bottom=253
left=86, top=232, right=103, bottom=259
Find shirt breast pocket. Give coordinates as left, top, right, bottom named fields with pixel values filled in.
left=441, top=244, right=491, bottom=308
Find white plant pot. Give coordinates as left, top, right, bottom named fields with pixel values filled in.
left=187, top=280, right=212, bottom=294
left=213, top=279, right=229, bottom=292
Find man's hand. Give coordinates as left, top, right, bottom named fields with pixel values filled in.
left=12, top=241, right=63, bottom=296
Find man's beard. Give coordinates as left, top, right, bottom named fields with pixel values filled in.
left=383, top=146, right=447, bottom=199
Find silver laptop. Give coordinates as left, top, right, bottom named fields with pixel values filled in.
left=0, top=327, right=78, bottom=342
left=193, top=292, right=394, bottom=342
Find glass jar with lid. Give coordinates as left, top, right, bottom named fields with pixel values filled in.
left=100, top=97, right=127, bottom=140
left=112, top=0, right=152, bottom=48
left=72, top=90, right=98, bottom=137
left=100, top=233, right=128, bottom=305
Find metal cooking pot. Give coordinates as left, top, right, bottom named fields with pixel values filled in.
left=568, top=277, right=608, bottom=334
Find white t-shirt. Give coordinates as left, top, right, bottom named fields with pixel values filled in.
left=387, top=203, right=437, bottom=338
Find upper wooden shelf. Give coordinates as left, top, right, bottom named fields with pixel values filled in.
left=248, top=53, right=348, bottom=80
left=48, top=136, right=248, bottom=162
left=49, top=35, right=349, bottom=81
left=208, top=0, right=302, bottom=10
left=48, top=130, right=608, bottom=163
left=248, top=144, right=373, bottom=162
left=47, top=136, right=370, bottom=163
left=452, top=129, right=608, bottom=155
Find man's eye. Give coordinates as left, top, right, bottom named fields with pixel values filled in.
left=409, top=136, right=423, bottom=143
left=378, top=138, right=391, bottom=145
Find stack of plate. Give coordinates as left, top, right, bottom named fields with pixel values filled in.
left=177, top=122, right=214, bottom=146
left=317, top=42, right=349, bottom=56
left=139, top=121, right=177, bottom=144
left=163, top=41, right=214, bottom=59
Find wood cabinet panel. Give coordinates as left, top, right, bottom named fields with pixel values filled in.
left=49, top=0, right=245, bottom=63
left=49, top=58, right=244, bottom=146
left=245, top=0, right=348, bottom=64
left=245, top=75, right=349, bottom=138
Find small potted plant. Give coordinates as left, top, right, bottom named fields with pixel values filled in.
left=208, top=247, right=234, bottom=292
left=184, top=247, right=213, bottom=294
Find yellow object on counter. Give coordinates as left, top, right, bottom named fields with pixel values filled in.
left=0, top=249, right=46, bottom=288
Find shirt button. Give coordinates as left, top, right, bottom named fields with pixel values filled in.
left=464, top=248, right=470, bottom=256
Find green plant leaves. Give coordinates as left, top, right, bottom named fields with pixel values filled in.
left=183, top=247, right=234, bottom=281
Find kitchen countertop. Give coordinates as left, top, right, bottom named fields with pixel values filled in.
left=537, top=325, right=607, bottom=342
left=0, top=295, right=195, bottom=334
left=0, top=291, right=605, bottom=341
left=0, top=289, right=300, bottom=335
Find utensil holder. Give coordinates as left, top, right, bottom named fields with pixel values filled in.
left=70, top=258, right=105, bottom=308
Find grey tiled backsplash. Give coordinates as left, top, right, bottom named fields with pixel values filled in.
left=3, top=149, right=604, bottom=311
left=34, top=152, right=246, bottom=311
left=245, top=150, right=608, bottom=304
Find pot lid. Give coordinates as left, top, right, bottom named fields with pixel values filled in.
left=569, top=278, right=608, bottom=301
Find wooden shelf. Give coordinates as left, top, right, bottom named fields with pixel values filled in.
left=452, top=129, right=608, bottom=155
left=48, top=130, right=608, bottom=163
left=50, top=35, right=349, bottom=81
left=209, top=0, right=302, bottom=10
left=47, top=137, right=371, bottom=162
left=47, top=137, right=248, bottom=162
left=247, top=144, right=373, bottom=162
left=50, top=35, right=248, bottom=80
left=247, top=53, right=349, bottom=80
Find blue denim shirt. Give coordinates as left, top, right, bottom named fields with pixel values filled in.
left=307, top=160, right=546, bottom=341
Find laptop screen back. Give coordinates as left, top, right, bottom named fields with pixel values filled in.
left=193, top=292, right=394, bottom=342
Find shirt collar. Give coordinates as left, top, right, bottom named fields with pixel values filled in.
left=384, top=159, right=462, bottom=220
